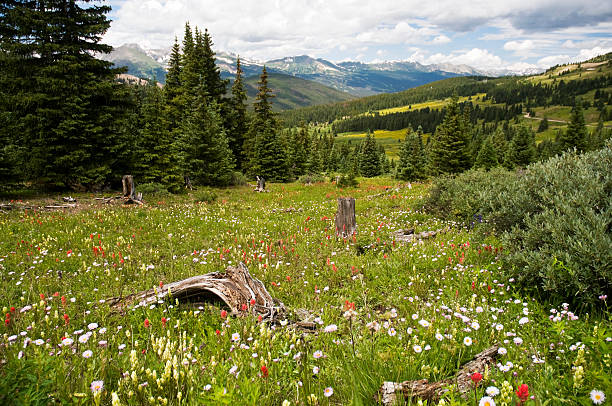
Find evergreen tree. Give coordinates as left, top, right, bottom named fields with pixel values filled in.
left=307, top=135, right=322, bottom=174
left=503, top=125, right=536, bottom=168
left=288, top=122, right=310, bottom=177
left=177, top=86, right=234, bottom=186
left=163, top=37, right=183, bottom=131
left=201, top=29, right=228, bottom=102
left=228, top=57, right=249, bottom=169
left=537, top=116, right=549, bottom=133
left=397, top=130, right=426, bottom=180
left=474, top=137, right=498, bottom=170
left=359, top=131, right=381, bottom=177
left=559, top=101, right=588, bottom=152
left=135, top=86, right=182, bottom=191
left=428, top=96, right=471, bottom=174
left=179, top=23, right=198, bottom=100
left=1, top=0, right=128, bottom=189
left=245, top=67, right=288, bottom=181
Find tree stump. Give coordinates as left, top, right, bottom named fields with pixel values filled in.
left=122, top=175, right=134, bottom=198
left=335, top=197, right=356, bottom=238
left=255, top=176, right=266, bottom=192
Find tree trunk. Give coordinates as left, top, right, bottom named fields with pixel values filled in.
left=122, top=175, right=134, bottom=198
left=335, top=197, right=356, bottom=238
left=108, top=263, right=287, bottom=322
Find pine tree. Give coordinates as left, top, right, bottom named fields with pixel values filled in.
left=397, top=130, right=426, bottom=181
left=177, top=85, right=234, bottom=186
left=503, top=125, right=536, bottom=168
left=135, top=86, right=182, bottom=191
left=307, top=135, right=322, bottom=174
left=474, top=137, right=498, bottom=170
left=559, top=101, right=588, bottom=152
left=179, top=23, right=198, bottom=100
left=428, top=96, right=471, bottom=174
left=228, top=57, right=249, bottom=169
left=1, top=0, right=128, bottom=189
left=246, top=67, right=288, bottom=181
left=537, top=117, right=549, bottom=133
left=201, top=29, right=228, bottom=102
left=359, top=131, right=381, bottom=177
left=288, top=122, right=310, bottom=177
left=164, top=37, right=183, bottom=131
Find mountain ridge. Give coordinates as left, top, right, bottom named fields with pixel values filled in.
left=105, top=43, right=543, bottom=97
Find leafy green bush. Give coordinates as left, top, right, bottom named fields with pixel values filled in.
left=423, top=144, right=612, bottom=309
left=137, top=182, right=169, bottom=196
left=298, top=173, right=326, bottom=184
left=194, top=189, right=218, bottom=203
left=422, top=167, right=515, bottom=226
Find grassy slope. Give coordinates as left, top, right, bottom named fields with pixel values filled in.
left=333, top=60, right=612, bottom=149
left=244, top=73, right=355, bottom=111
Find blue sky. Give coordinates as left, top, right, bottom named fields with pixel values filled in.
left=104, top=0, right=612, bottom=72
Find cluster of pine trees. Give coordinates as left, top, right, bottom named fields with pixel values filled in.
left=395, top=96, right=610, bottom=181
left=0, top=2, right=292, bottom=190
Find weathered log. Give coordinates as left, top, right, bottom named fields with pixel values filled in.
left=392, top=228, right=447, bottom=244
left=335, top=197, right=356, bottom=238
left=122, top=175, right=135, bottom=198
left=255, top=176, right=266, bottom=192
left=377, top=345, right=499, bottom=404
left=62, top=196, right=77, bottom=203
left=184, top=176, right=193, bottom=190
left=44, top=204, right=76, bottom=209
left=108, top=263, right=286, bottom=322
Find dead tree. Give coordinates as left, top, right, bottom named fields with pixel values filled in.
left=377, top=345, right=500, bottom=404
left=122, top=175, right=134, bottom=198
left=335, top=197, right=356, bottom=238
left=108, top=263, right=286, bottom=322
left=255, top=176, right=266, bottom=192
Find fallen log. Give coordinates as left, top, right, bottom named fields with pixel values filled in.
left=392, top=228, right=447, bottom=244
left=108, top=263, right=286, bottom=322
left=377, top=345, right=499, bottom=405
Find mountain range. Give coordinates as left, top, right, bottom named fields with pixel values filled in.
left=102, top=43, right=543, bottom=109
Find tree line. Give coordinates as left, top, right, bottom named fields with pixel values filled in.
left=395, top=96, right=611, bottom=181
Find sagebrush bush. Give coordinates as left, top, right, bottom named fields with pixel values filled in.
left=194, top=189, right=217, bottom=203
left=137, top=182, right=169, bottom=196
left=423, top=144, right=612, bottom=309
left=298, top=173, right=326, bottom=185
left=230, top=171, right=248, bottom=186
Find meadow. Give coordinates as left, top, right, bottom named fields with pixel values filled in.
left=0, top=179, right=609, bottom=405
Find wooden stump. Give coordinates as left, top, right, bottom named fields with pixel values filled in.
left=122, top=175, right=134, bottom=198
left=255, top=176, right=266, bottom=192
left=335, top=197, right=356, bottom=238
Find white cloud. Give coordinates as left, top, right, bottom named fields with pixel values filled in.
left=413, top=48, right=505, bottom=70
left=432, top=35, right=451, bottom=45
left=503, top=40, right=535, bottom=52
left=103, top=0, right=612, bottom=69
left=537, top=54, right=572, bottom=67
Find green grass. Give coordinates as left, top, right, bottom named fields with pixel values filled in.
left=335, top=129, right=417, bottom=158
left=0, top=180, right=609, bottom=405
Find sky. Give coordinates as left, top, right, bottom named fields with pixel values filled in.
left=103, top=0, right=612, bottom=72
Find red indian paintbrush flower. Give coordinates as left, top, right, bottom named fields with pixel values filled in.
left=516, top=384, right=529, bottom=403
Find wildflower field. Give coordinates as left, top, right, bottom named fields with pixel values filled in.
left=0, top=179, right=609, bottom=405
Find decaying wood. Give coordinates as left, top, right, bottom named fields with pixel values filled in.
left=62, top=197, right=77, bottom=203
left=108, top=263, right=287, bottom=322
left=377, top=345, right=499, bottom=405
left=185, top=176, right=193, bottom=190
left=392, top=228, right=447, bottom=244
left=335, top=197, right=356, bottom=238
left=44, top=204, right=76, bottom=209
left=271, top=207, right=303, bottom=213
left=122, top=175, right=135, bottom=198
left=255, top=176, right=266, bottom=192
